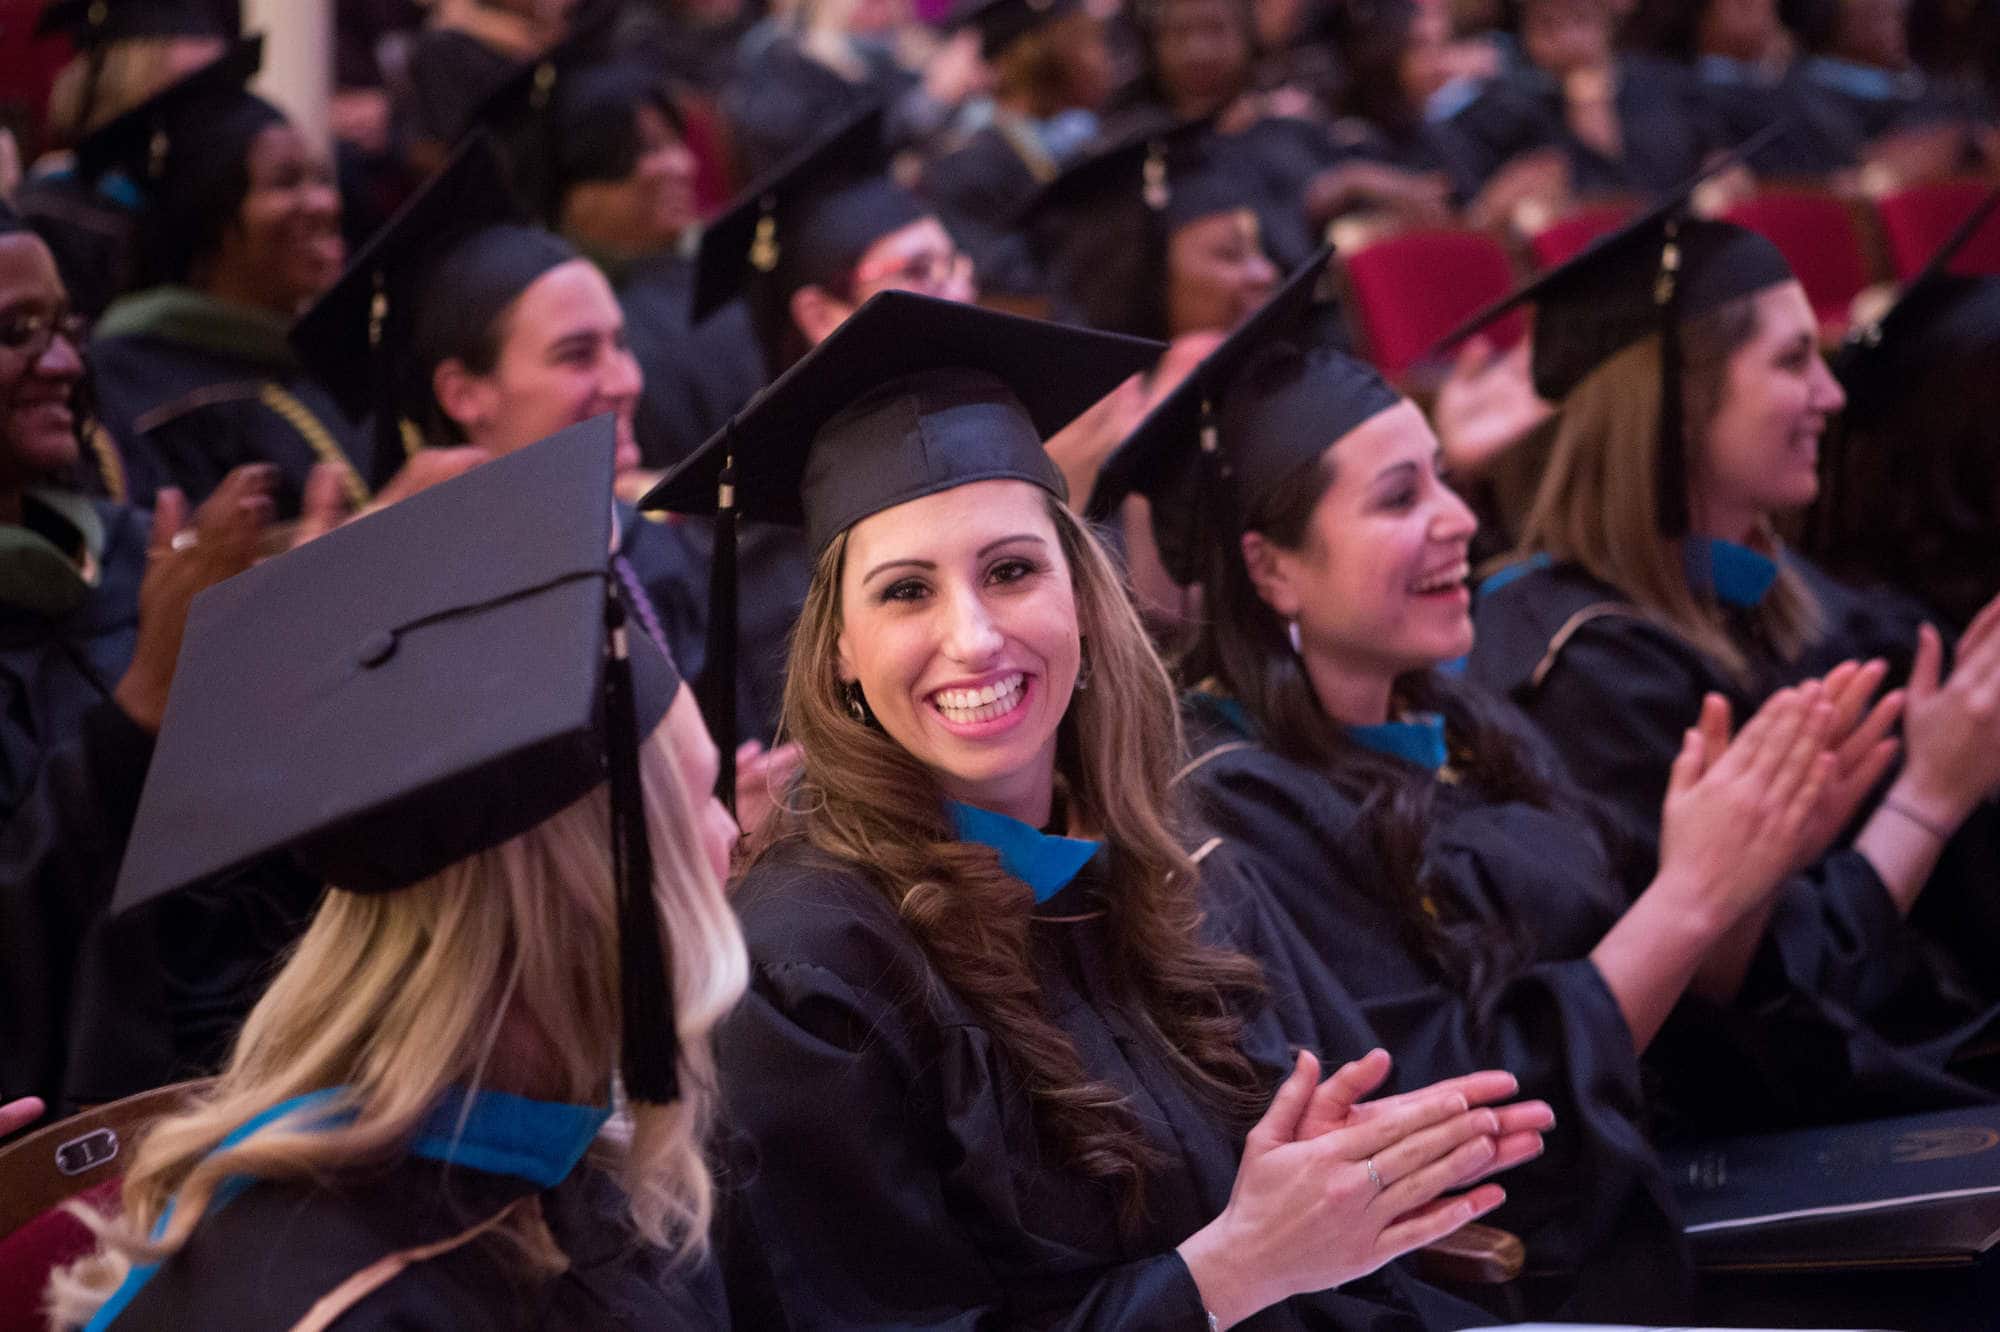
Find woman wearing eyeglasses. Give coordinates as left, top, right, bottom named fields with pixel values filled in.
left=0, top=197, right=284, bottom=1114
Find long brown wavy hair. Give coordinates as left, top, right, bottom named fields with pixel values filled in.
left=754, top=490, right=1266, bottom=1227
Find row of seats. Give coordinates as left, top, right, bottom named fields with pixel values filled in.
left=1341, top=177, right=2000, bottom=380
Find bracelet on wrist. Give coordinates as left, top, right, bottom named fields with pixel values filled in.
left=1881, top=796, right=1953, bottom=844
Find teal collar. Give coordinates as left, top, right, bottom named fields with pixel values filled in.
left=1349, top=714, right=1450, bottom=773
left=949, top=800, right=1103, bottom=902
left=1688, top=537, right=1779, bottom=609
left=411, top=1086, right=610, bottom=1188
left=84, top=1086, right=606, bottom=1331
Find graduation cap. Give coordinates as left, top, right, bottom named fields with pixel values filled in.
left=639, top=290, right=1163, bottom=798
left=36, top=0, right=238, bottom=45
left=459, top=0, right=673, bottom=224
left=689, top=102, right=923, bottom=329
left=71, top=32, right=267, bottom=183
left=950, top=0, right=1083, bottom=60
left=1431, top=128, right=1793, bottom=534
left=1088, top=246, right=1401, bottom=582
left=291, top=132, right=576, bottom=489
left=67, top=33, right=282, bottom=287
left=1019, top=117, right=1279, bottom=339
left=1835, top=184, right=2000, bottom=422
left=112, top=415, right=686, bottom=1104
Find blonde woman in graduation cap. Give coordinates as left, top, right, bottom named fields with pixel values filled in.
left=51, top=418, right=745, bottom=1329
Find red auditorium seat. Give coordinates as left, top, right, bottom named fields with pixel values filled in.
left=1720, top=191, right=1876, bottom=335
left=1876, top=179, right=2000, bottom=280
left=0, top=1081, right=208, bottom=1327
left=1340, top=227, right=1524, bottom=381
left=1526, top=202, right=1637, bottom=269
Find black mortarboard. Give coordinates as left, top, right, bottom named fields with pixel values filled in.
left=1089, top=246, right=1402, bottom=581
left=951, top=0, right=1082, bottom=59
left=291, top=133, right=576, bottom=486
left=69, top=34, right=283, bottom=286
left=462, top=0, right=677, bottom=225
left=640, top=291, right=1162, bottom=794
left=112, top=416, right=687, bottom=1103
left=689, top=102, right=923, bottom=325
left=1432, top=130, right=1793, bottom=533
left=1020, top=117, right=1279, bottom=339
left=1835, top=184, right=2000, bottom=422
left=36, top=0, right=238, bottom=45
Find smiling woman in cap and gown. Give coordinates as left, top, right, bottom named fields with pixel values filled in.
left=47, top=418, right=745, bottom=1330
left=644, top=291, right=1554, bottom=1330
left=1085, top=246, right=1877, bottom=1318
left=1462, top=166, right=2000, bottom=1135
left=69, top=36, right=367, bottom=516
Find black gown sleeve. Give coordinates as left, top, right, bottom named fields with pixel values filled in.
left=715, top=863, right=1211, bottom=1330
left=1184, top=749, right=1681, bottom=1286
left=0, top=698, right=154, bottom=1106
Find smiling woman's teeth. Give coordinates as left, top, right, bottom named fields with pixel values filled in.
left=933, top=673, right=1025, bottom=724
left=1413, top=560, right=1471, bottom=593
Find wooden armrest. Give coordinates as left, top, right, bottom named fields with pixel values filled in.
left=0, top=1080, right=211, bottom=1237
left=1416, top=1222, right=1525, bottom=1286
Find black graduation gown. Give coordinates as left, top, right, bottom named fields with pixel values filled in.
left=99, top=1155, right=727, bottom=1328
left=88, top=297, right=373, bottom=517
left=1176, top=697, right=1689, bottom=1317
left=0, top=495, right=318, bottom=1108
left=1447, top=55, right=1715, bottom=198
left=1324, top=117, right=1492, bottom=210
left=0, top=496, right=150, bottom=1107
left=1467, top=556, right=2000, bottom=1135
left=716, top=837, right=1492, bottom=1330
left=608, top=252, right=767, bottom=469
left=919, top=123, right=1053, bottom=299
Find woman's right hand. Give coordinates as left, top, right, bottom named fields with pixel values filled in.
left=114, top=466, right=277, bottom=733
left=1654, top=683, right=1835, bottom=928
left=1889, top=598, right=2000, bottom=832
left=1177, top=1051, right=1543, bottom=1328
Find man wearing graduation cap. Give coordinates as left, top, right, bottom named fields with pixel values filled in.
left=56, top=416, right=743, bottom=1328
left=1459, top=153, right=2000, bottom=1135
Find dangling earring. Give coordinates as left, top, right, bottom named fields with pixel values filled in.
left=1287, top=619, right=1303, bottom=655
left=1074, top=637, right=1092, bottom=692
left=843, top=680, right=871, bottom=724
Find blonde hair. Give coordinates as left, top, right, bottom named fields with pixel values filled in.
left=44, top=36, right=229, bottom=144
left=1511, top=321, right=1822, bottom=682
left=757, top=492, right=1264, bottom=1228
left=47, top=727, right=747, bottom=1329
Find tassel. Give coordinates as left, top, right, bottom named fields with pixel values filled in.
left=1654, top=224, right=1690, bottom=537
left=605, top=595, right=681, bottom=1106
left=366, top=273, right=405, bottom=491
left=697, top=443, right=740, bottom=813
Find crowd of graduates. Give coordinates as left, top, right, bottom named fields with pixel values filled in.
left=3, top=0, right=2000, bottom=1327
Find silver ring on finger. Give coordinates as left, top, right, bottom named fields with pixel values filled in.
left=170, top=530, right=199, bottom=552
left=1366, top=1157, right=1385, bottom=1191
